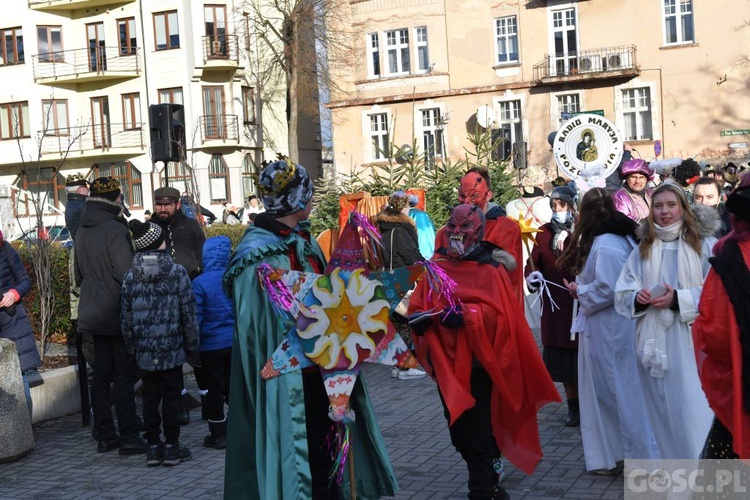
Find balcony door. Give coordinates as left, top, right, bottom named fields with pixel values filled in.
left=202, top=86, right=225, bottom=139
left=204, top=5, right=227, bottom=58
left=549, top=7, right=578, bottom=76
left=91, top=96, right=111, bottom=148
left=87, top=22, right=107, bottom=72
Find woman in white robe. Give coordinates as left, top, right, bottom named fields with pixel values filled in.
left=615, top=182, right=717, bottom=459
left=560, top=188, right=660, bottom=474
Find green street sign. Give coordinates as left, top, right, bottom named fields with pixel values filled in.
left=720, top=129, right=750, bottom=137
left=573, top=110, right=605, bottom=117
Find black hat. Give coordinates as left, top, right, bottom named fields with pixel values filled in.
left=128, top=219, right=166, bottom=252
left=90, top=177, right=121, bottom=201
left=154, top=186, right=180, bottom=202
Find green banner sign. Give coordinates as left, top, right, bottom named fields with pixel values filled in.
left=720, top=129, right=750, bottom=137
left=573, top=110, right=605, bottom=117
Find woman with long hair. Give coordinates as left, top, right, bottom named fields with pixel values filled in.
left=615, top=182, right=717, bottom=459
left=693, top=171, right=750, bottom=459
left=559, top=188, right=659, bottom=474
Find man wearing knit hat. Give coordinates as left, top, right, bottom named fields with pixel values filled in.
left=121, top=219, right=199, bottom=467
left=223, top=158, right=396, bottom=499
left=75, top=177, right=145, bottom=455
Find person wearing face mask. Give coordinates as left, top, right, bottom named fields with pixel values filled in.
left=526, top=183, right=580, bottom=427
left=615, top=182, right=718, bottom=459
left=410, top=204, right=560, bottom=500
left=612, top=159, right=655, bottom=222
left=693, top=177, right=731, bottom=238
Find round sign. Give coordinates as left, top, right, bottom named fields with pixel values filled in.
left=552, top=114, right=624, bottom=181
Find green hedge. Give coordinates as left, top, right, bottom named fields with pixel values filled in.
left=205, top=224, right=249, bottom=250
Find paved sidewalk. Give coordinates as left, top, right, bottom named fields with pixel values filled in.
left=0, top=364, right=623, bottom=499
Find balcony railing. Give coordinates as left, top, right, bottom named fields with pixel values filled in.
left=533, top=45, right=637, bottom=82
left=37, top=122, right=146, bottom=156
left=32, top=46, right=141, bottom=83
left=198, top=114, right=239, bottom=143
left=202, top=35, right=239, bottom=67
left=29, top=0, right=135, bottom=10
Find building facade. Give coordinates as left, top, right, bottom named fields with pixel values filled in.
left=328, top=0, right=750, bottom=183
left=0, top=0, right=322, bottom=236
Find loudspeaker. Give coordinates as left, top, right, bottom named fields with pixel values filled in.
left=149, top=104, right=185, bottom=162
left=512, top=141, right=527, bottom=169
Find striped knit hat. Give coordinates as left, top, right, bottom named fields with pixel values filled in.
left=129, top=219, right=166, bottom=253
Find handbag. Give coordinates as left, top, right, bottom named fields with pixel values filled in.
left=390, top=228, right=414, bottom=317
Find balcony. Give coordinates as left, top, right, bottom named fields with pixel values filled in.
left=197, top=115, right=239, bottom=146
left=37, top=122, right=146, bottom=159
left=533, top=45, right=638, bottom=84
left=32, top=46, right=141, bottom=85
left=29, top=0, right=135, bottom=12
left=201, top=35, right=239, bottom=71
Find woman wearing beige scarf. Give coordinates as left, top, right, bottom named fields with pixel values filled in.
left=615, top=182, right=718, bottom=459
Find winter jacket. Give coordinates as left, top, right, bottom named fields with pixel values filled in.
left=192, top=236, right=234, bottom=352
left=156, top=210, right=206, bottom=279
left=0, top=241, right=40, bottom=372
left=75, top=198, right=134, bottom=336
left=65, top=193, right=87, bottom=241
left=375, top=212, right=422, bottom=269
left=121, top=251, right=199, bottom=371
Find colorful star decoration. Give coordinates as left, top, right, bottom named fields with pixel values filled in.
left=510, top=216, right=543, bottom=252
left=259, top=264, right=423, bottom=423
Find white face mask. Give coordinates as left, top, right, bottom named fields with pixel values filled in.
left=551, top=211, right=571, bottom=224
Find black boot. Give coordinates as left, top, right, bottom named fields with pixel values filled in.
left=565, top=398, right=580, bottom=427
left=179, top=394, right=190, bottom=426
left=200, top=395, right=208, bottom=421
left=203, top=419, right=227, bottom=449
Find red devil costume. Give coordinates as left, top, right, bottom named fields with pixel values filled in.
left=410, top=204, right=560, bottom=499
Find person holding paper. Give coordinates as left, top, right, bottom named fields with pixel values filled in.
left=615, top=182, right=717, bottom=459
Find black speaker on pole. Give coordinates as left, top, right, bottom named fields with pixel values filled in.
left=149, top=103, right=185, bottom=162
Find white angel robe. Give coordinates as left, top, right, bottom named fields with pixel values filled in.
left=573, top=233, right=660, bottom=471
left=614, top=237, right=715, bottom=459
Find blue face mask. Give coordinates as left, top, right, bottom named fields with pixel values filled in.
left=551, top=211, right=571, bottom=224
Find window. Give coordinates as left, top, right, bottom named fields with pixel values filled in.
left=16, top=168, right=65, bottom=216
left=664, top=0, right=694, bottom=44
left=158, top=87, right=183, bottom=105
left=242, top=153, right=259, bottom=198
left=415, top=27, right=429, bottom=72
left=122, top=93, right=140, bottom=130
left=202, top=86, right=225, bottom=139
left=117, top=18, right=137, bottom=56
left=495, top=16, right=519, bottom=64
left=204, top=5, right=228, bottom=58
left=242, top=86, right=255, bottom=124
left=556, top=93, right=580, bottom=127
left=163, top=161, right=191, bottom=195
left=154, top=11, right=179, bottom=50
left=1, top=27, right=24, bottom=66
left=368, top=112, right=389, bottom=161
left=0, top=101, right=29, bottom=140
left=37, top=26, right=63, bottom=62
left=367, top=33, right=380, bottom=78
left=493, top=100, right=522, bottom=161
left=386, top=29, right=410, bottom=75
left=420, top=108, right=444, bottom=168
left=621, top=88, right=653, bottom=141
left=208, top=154, right=229, bottom=203
left=41, top=99, right=68, bottom=135
left=91, top=162, right=143, bottom=208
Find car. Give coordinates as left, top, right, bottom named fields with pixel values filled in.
left=10, top=225, right=73, bottom=248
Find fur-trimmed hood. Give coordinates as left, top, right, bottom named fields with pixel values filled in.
left=374, top=211, right=415, bottom=228
left=636, top=203, right=721, bottom=240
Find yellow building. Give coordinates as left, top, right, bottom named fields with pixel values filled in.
left=328, top=0, right=750, bottom=181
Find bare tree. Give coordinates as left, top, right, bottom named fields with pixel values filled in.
left=13, top=102, right=87, bottom=360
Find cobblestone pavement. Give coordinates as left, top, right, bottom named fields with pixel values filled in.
left=0, top=363, right=623, bottom=499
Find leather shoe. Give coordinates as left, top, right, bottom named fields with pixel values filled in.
left=97, top=436, right=120, bottom=453
left=119, top=434, right=147, bottom=455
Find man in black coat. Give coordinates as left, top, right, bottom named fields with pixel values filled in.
left=75, top=177, right=145, bottom=455
left=64, top=173, right=89, bottom=240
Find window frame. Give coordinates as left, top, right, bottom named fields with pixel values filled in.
left=91, top=162, right=143, bottom=209
left=663, top=0, right=694, bottom=45
left=37, top=25, right=64, bottom=63
left=415, top=105, right=445, bottom=169
left=1, top=27, right=24, bottom=66
left=121, top=92, right=140, bottom=131
left=414, top=26, right=429, bottom=73
left=161, top=161, right=191, bottom=196
left=491, top=98, right=524, bottom=162
left=385, top=28, right=410, bottom=76
left=15, top=167, right=66, bottom=216
left=242, top=86, right=255, bottom=124
left=0, top=101, right=30, bottom=140
left=242, top=153, right=260, bottom=199
left=494, top=15, right=519, bottom=65
left=620, top=87, right=654, bottom=141
left=366, top=32, right=380, bottom=79
left=208, top=154, right=229, bottom=203
left=153, top=11, right=180, bottom=51
left=157, top=87, right=183, bottom=105
left=553, top=91, right=582, bottom=128
left=364, top=110, right=391, bottom=162
left=41, top=99, right=69, bottom=136
left=117, top=17, right=137, bottom=56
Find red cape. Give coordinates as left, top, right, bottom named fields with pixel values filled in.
left=409, top=258, right=560, bottom=475
left=693, top=241, right=750, bottom=458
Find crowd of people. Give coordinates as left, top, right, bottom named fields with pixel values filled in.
left=2, top=153, right=749, bottom=500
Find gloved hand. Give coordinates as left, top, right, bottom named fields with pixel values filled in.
left=408, top=311, right=434, bottom=336
left=440, top=307, right=464, bottom=328
left=525, top=271, right=543, bottom=294
left=185, top=350, right=202, bottom=368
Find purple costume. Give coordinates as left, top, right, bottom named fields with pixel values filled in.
left=613, top=159, right=655, bottom=222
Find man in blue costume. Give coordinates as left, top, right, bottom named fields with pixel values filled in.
left=223, top=158, right=398, bottom=499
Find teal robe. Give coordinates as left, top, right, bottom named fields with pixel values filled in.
left=223, top=221, right=398, bottom=500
